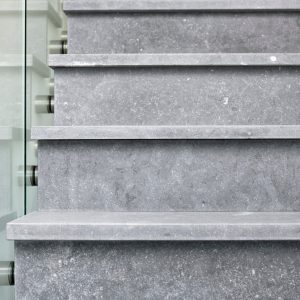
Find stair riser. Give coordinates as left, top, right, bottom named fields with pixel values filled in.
left=53, top=66, right=300, bottom=126
left=38, top=140, right=300, bottom=211
left=15, top=241, right=300, bottom=300
left=67, top=12, right=300, bottom=54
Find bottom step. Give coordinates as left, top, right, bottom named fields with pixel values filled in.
left=7, top=211, right=300, bottom=241
left=11, top=212, right=300, bottom=299
left=15, top=241, right=300, bottom=299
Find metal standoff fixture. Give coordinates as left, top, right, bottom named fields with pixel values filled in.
left=28, top=165, right=38, bottom=187
left=49, top=78, right=54, bottom=95
left=18, top=165, right=38, bottom=186
left=35, top=95, right=54, bottom=114
left=0, top=261, right=14, bottom=286
left=49, top=30, right=68, bottom=54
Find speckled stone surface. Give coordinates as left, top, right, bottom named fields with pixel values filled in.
left=7, top=211, right=300, bottom=241
left=49, top=53, right=300, bottom=67
left=15, top=241, right=300, bottom=299
left=13, top=1, right=300, bottom=298
left=53, top=65, right=300, bottom=126
left=31, top=125, right=300, bottom=140
left=38, top=140, right=300, bottom=211
left=67, top=12, right=300, bottom=54
left=63, top=0, right=300, bottom=11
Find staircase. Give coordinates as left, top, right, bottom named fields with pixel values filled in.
left=7, top=0, right=300, bottom=299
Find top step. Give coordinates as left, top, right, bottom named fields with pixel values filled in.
left=64, top=0, right=300, bottom=54
left=64, top=0, right=300, bottom=12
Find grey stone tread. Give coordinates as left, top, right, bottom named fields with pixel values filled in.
left=7, top=211, right=300, bottom=241
left=49, top=53, right=300, bottom=67
left=31, top=125, right=300, bottom=140
left=63, top=0, right=300, bottom=12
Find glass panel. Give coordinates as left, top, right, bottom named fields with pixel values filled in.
left=0, top=0, right=66, bottom=298
left=26, top=0, right=66, bottom=212
left=0, top=0, right=25, bottom=299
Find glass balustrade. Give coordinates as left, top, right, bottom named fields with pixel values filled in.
left=0, top=1, right=66, bottom=298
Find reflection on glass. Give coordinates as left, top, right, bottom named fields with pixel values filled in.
left=0, top=1, right=25, bottom=299
left=0, top=1, right=66, bottom=296
left=26, top=0, right=66, bottom=212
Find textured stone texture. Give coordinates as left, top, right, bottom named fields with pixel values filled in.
left=49, top=53, right=300, bottom=67
left=53, top=65, right=300, bottom=126
left=31, top=125, right=300, bottom=140
left=63, top=0, right=300, bottom=11
left=15, top=4, right=300, bottom=298
left=67, top=12, right=300, bottom=54
left=7, top=211, right=300, bottom=241
left=38, top=140, right=300, bottom=211
left=15, top=241, right=300, bottom=300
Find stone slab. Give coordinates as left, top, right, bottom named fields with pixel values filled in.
left=52, top=62, right=300, bottom=126
left=66, top=12, right=300, bottom=54
left=49, top=53, right=300, bottom=67
left=31, top=125, right=300, bottom=140
left=37, top=140, right=300, bottom=211
left=7, top=211, right=300, bottom=241
left=15, top=240, right=300, bottom=299
left=64, top=0, right=300, bottom=11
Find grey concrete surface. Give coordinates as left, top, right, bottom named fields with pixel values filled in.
left=14, top=3, right=300, bottom=298
left=66, top=12, right=300, bottom=54
left=15, top=241, right=300, bottom=299
left=52, top=65, right=300, bottom=126
left=38, top=140, right=300, bottom=211
left=7, top=211, right=300, bottom=241
left=49, top=53, right=300, bottom=67
left=64, top=0, right=300, bottom=11
left=31, top=125, right=300, bottom=140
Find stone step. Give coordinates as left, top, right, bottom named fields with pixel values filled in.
left=64, top=0, right=300, bottom=11
left=50, top=53, right=300, bottom=126
left=13, top=240, right=300, bottom=299
left=7, top=211, right=300, bottom=241
left=33, top=126, right=300, bottom=211
left=63, top=0, right=300, bottom=54
left=32, top=125, right=300, bottom=140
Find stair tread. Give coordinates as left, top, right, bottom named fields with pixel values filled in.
left=7, top=211, right=300, bottom=241
left=32, top=125, right=300, bottom=140
left=63, top=0, right=300, bottom=12
left=49, top=53, right=300, bottom=67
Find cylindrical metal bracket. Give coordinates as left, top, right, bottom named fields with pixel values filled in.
left=61, top=30, right=67, bottom=41
left=18, top=165, right=38, bottom=186
left=28, top=165, right=38, bottom=186
left=0, top=261, right=14, bottom=286
left=49, top=79, right=54, bottom=95
left=49, top=32, right=68, bottom=54
left=62, top=40, right=68, bottom=54
left=35, top=95, right=54, bottom=114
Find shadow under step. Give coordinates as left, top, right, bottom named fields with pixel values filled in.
left=7, top=211, right=300, bottom=241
